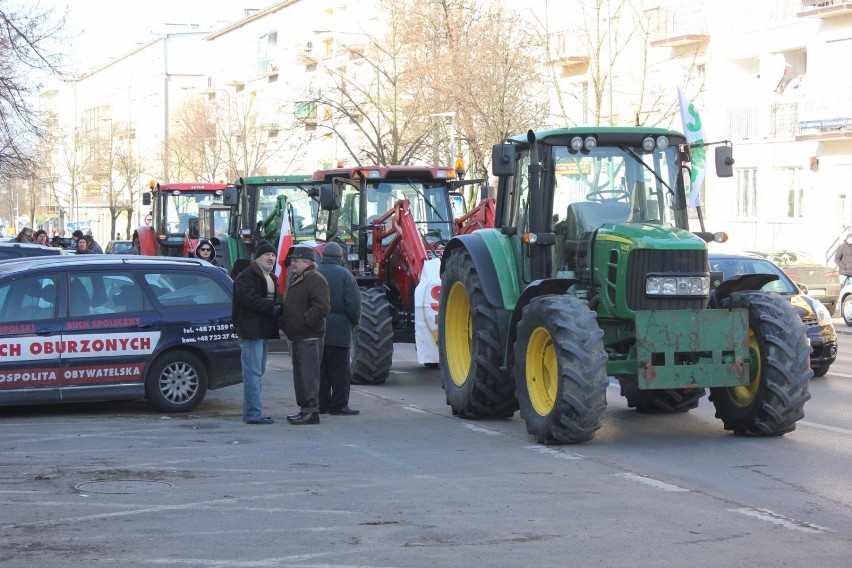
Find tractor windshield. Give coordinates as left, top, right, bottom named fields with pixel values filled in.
left=162, top=191, right=222, bottom=235
left=369, top=181, right=454, bottom=242
left=256, top=186, right=319, bottom=239
left=551, top=144, right=680, bottom=231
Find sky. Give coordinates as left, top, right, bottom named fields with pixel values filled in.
left=45, top=0, right=256, bottom=71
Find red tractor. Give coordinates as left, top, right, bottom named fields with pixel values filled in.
left=133, top=182, right=229, bottom=257
left=315, top=165, right=490, bottom=384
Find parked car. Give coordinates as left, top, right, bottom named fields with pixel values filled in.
left=105, top=239, right=133, bottom=254
left=746, top=250, right=840, bottom=315
left=0, top=255, right=242, bottom=411
left=710, top=252, right=837, bottom=377
left=0, top=241, right=65, bottom=261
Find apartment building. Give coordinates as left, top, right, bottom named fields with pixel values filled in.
left=48, top=0, right=852, bottom=260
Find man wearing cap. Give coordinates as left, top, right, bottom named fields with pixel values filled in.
left=836, top=232, right=852, bottom=286
left=233, top=241, right=283, bottom=425
left=317, top=242, right=361, bottom=416
left=281, top=245, right=330, bottom=425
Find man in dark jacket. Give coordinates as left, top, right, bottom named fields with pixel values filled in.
left=233, top=241, right=281, bottom=424
left=281, top=245, right=330, bottom=425
left=836, top=232, right=852, bottom=286
left=317, top=242, right=361, bottom=415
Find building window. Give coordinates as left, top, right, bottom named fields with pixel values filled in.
left=735, top=168, right=757, bottom=218
left=781, top=167, right=803, bottom=218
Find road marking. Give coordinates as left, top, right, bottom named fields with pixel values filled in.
left=462, top=423, right=503, bottom=435
left=729, top=507, right=833, bottom=534
left=827, top=371, right=852, bottom=378
left=798, top=420, right=852, bottom=435
left=403, top=405, right=428, bottom=414
left=613, top=472, right=689, bottom=492
left=525, top=446, right=584, bottom=460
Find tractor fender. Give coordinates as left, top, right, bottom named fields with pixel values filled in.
left=441, top=230, right=520, bottom=310
left=709, top=273, right=777, bottom=307
left=506, top=278, right=576, bottom=359
left=134, top=226, right=158, bottom=256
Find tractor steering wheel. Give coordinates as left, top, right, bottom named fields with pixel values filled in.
left=586, top=187, right=630, bottom=203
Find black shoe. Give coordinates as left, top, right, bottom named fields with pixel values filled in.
left=286, top=412, right=302, bottom=420
left=330, top=406, right=360, bottom=416
left=245, top=417, right=274, bottom=424
left=318, top=408, right=329, bottom=415
left=287, top=412, right=320, bottom=425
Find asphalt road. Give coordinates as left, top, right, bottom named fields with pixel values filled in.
left=2, top=338, right=852, bottom=567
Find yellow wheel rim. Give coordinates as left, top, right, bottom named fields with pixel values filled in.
left=445, top=281, right=472, bottom=387
left=728, top=328, right=761, bottom=407
left=526, top=326, right=558, bottom=416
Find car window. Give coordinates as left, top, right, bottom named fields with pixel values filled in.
left=143, top=271, right=230, bottom=306
left=710, top=258, right=797, bottom=294
left=69, top=272, right=143, bottom=316
left=0, top=274, right=58, bottom=321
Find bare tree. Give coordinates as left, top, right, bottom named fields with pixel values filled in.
left=165, top=95, right=223, bottom=182
left=57, top=126, right=86, bottom=232
left=0, top=3, right=66, bottom=179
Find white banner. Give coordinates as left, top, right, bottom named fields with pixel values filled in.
left=0, top=332, right=161, bottom=362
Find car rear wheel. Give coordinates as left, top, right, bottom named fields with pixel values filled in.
left=843, top=295, right=852, bottom=327
left=145, top=351, right=208, bottom=412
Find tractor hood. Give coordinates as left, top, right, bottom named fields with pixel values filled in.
left=595, top=222, right=707, bottom=252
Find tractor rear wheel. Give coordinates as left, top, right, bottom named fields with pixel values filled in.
left=617, top=378, right=705, bottom=413
left=709, top=292, right=812, bottom=436
left=351, top=287, right=394, bottom=385
left=438, top=249, right=516, bottom=418
left=513, top=295, right=608, bottom=444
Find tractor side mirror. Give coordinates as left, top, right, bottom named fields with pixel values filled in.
left=223, top=185, right=238, bottom=206
left=142, top=192, right=151, bottom=206
left=715, top=146, right=735, bottom=178
left=319, top=183, right=342, bottom=211
left=492, top=144, right=516, bottom=177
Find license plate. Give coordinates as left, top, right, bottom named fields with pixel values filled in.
left=810, top=289, right=826, bottom=296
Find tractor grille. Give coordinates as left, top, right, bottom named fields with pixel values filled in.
left=626, top=249, right=709, bottom=310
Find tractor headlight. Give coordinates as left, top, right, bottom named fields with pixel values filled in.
left=646, top=274, right=710, bottom=297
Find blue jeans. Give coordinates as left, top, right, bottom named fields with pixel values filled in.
left=239, top=338, right=268, bottom=421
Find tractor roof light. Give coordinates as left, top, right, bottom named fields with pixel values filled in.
left=521, top=232, right=538, bottom=245
left=642, top=137, right=656, bottom=152
left=584, top=136, right=597, bottom=150
left=656, top=136, right=669, bottom=150
left=171, top=190, right=182, bottom=196
left=570, top=136, right=584, bottom=151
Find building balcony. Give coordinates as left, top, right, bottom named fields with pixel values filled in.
left=295, top=42, right=317, bottom=65
left=797, top=0, right=852, bottom=18
left=256, top=57, right=278, bottom=78
left=648, top=4, right=709, bottom=48
left=796, top=95, right=852, bottom=141
left=547, top=29, right=589, bottom=76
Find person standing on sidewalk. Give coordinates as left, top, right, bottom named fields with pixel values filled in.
left=836, top=232, right=852, bottom=287
left=317, top=242, right=361, bottom=416
left=233, top=241, right=282, bottom=425
left=281, top=245, right=330, bottom=425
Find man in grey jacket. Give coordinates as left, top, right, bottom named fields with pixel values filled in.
left=317, top=242, right=361, bottom=415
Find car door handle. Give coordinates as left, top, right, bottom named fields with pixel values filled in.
left=139, top=323, right=157, bottom=330
left=36, top=329, right=61, bottom=336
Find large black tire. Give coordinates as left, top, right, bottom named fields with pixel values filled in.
left=513, top=295, right=608, bottom=444
left=351, top=287, right=394, bottom=385
left=843, top=294, right=852, bottom=327
left=617, top=377, right=705, bottom=413
left=708, top=292, right=812, bottom=436
left=145, top=351, right=208, bottom=412
left=438, top=249, right=517, bottom=418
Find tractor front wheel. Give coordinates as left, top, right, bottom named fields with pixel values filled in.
left=513, top=295, right=608, bottom=444
left=709, top=292, right=812, bottom=436
left=351, top=287, right=394, bottom=385
left=438, top=249, right=516, bottom=418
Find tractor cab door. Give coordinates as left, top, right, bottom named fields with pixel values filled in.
left=504, top=148, right=534, bottom=287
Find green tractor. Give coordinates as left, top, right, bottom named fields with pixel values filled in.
left=438, top=127, right=812, bottom=444
left=223, top=175, right=318, bottom=273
